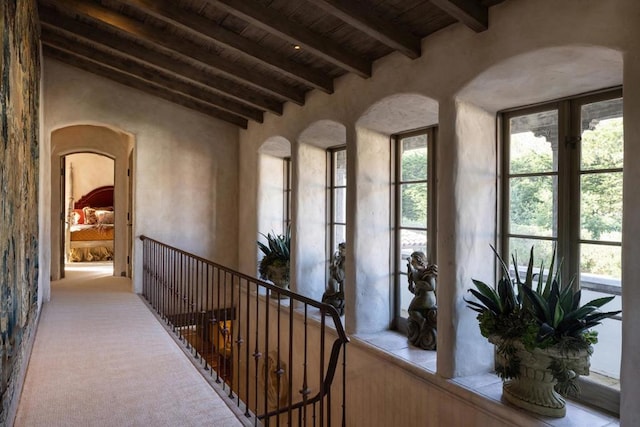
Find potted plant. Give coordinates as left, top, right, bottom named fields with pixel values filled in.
left=257, top=227, right=290, bottom=295
left=465, top=246, right=620, bottom=417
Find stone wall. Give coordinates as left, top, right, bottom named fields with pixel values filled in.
left=0, top=0, right=40, bottom=424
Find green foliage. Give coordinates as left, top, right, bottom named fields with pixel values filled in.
left=509, top=118, right=623, bottom=276
left=257, top=227, right=290, bottom=280
left=401, top=149, right=428, bottom=181
left=581, top=118, right=623, bottom=170
left=465, top=245, right=620, bottom=394
left=400, top=149, right=427, bottom=227
left=509, top=176, right=554, bottom=235
left=520, top=276, right=620, bottom=346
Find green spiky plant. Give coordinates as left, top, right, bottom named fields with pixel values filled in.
left=257, top=227, right=291, bottom=282
left=465, top=245, right=620, bottom=396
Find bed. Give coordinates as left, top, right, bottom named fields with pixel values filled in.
left=67, top=186, right=115, bottom=262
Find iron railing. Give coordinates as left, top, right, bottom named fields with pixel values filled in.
left=140, top=236, right=349, bottom=426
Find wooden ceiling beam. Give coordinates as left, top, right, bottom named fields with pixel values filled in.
left=308, top=0, right=421, bottom=59
left=429, top=0, right=488, bottom=32
left=39, top=6, right=283, bottom=115
left=42, top=28, right=263, bottom=123
left=43, top=46, right=248, bottom=128
left=43, top=0, right=306, bottom=105
left=118, top=0, right=334, bottom=94
left=209, top=0, right=372, bottom=78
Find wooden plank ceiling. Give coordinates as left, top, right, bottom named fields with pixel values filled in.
left=39, top=0, right=505, bottom=128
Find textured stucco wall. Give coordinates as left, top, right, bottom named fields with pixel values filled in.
left=43, top=58, right=240, bottom=294
left=257, top=154, right=285, bottom=236
left=66, top=153, right=115, bottom=201
left=346, top=127, right=391, bottom=334
left=0, top=0, right=40, bottom=424
left=293, top=143, right=327, bottom=300
left=621, top=48, right=640, bottom=426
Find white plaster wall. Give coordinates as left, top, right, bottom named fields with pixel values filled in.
left=257, top=154, right=285, bottom=237
left=621, top=48, right=640, bottom=426
left=43, top=58, right=239, bottom=293
left=238, top=141, right=260, bottom=276
left=436, top=100, right=497, bottom=378
left=293, top=143, right=327, bottom=300
left=236, top=0, right=640, bottom=422
left=347, top=127, right=391, bottom=333
left=66, top=153, right=114, bottom=201
left=256, top=154, right=286, bottom=278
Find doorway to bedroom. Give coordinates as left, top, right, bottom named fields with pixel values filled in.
left=64, top=153, right=115, bottom=267
left=50, top=124, right=135, bottom=284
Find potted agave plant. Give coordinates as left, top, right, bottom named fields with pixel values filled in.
left=257, top=227, right=291, bottom=296
left=465, top=246, right=620, bottom=417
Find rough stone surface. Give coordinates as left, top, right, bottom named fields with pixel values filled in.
left=0, top=0, right=40, bottom=423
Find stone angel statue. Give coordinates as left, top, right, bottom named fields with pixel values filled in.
left=322, top=242, right=346, bottom=315
left=406, top=251, right=438, bottom=350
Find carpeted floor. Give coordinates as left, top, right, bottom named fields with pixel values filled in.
left=15, top=263, right=244, bottom=427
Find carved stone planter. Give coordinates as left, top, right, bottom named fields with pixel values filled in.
left=490, top=337, right=592, bottom=418
left=265, top=264, right=289, bottom=299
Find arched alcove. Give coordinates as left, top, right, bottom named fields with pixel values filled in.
left=457, top=46, right=623, bottom=112
left=256, top=136, right=292, bottom=279
left=437, top=45, right=624, bottom=379
left=259, top=135, right=292, bottom=158
left=293, top=120, right=347, bottom=300
left=348, top=94, right=438, bottom=334
left=49, top=124, right=134, bottom=295
left=357, top=94, right=439, bottom=135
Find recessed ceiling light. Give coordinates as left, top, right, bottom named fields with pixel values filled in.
left=293, top=44, right=301, bottom=50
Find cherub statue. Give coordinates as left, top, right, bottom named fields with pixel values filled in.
left=322, top=242, right=346, bottom=315
left=406, top=251, right=438, bottom=350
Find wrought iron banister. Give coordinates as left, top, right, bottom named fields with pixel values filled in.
left=140, top=236, right=348, bottom=426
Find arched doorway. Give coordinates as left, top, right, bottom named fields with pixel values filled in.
left=64, top=152, right=115, bottom=265
left=50, top=124, right=134, bottom=283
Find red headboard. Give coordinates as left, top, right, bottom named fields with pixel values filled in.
left=74, top=186, right=114, bottom=209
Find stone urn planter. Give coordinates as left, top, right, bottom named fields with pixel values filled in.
left=264, top=261, right=290, bottom=298
left=465, top=245, right=620, bottom=418
left=258, top=227, right=290, bottom=299
left=491, top=336, right=592, bottom=417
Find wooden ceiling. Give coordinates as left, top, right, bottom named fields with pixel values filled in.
left=39, top=0, right=505, bottom=128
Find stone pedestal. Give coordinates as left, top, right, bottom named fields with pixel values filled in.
left=407, top=308, right=437, bottom=350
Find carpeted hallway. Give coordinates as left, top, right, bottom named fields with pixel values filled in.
left=15, top=263, right=245, bottom=427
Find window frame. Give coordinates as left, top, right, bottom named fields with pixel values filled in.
left=327, top=146, right=347, bottom=263
left=500, top=87, right=623, bottom=415
left=283, top=156, right=292, bottom=230
left=392, top=126, right=438, bottom=333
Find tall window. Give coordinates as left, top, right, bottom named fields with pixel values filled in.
left=502, top=89, right=623, bottom=412
left=328, top=148, right=347, bottom=256
left=283, top=157, right=291, bottom=230
left=393, top=128, right=437, bottom=331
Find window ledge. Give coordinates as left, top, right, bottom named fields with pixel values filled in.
left=351, top=330, right=619, bottom=427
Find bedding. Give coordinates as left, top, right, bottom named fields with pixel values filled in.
left=66, top=186, right=115, bottom=262
left=70, top=224, right=114, bottom=241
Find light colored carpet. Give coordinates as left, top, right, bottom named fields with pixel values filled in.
left=15, top=263, right=245, bottom=427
